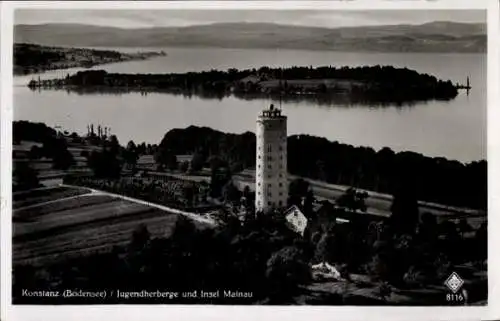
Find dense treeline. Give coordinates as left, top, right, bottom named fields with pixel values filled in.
left=14, top=44, right=65, bottom=70
left=158, top=126, right=486, bottom=210
left=13, top=121, right=75, bottom=173
left=13, top=199, right=487, bottom=305
left=13, top=121, right=57, bottom=144
left=14, top=214, right=313, bottom=304
left=27, top=65, right=459, bottom=104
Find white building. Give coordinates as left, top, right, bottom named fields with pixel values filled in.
left=255, top=104, right=288, bottom=213
left=284, top=205, right=308, bottom=236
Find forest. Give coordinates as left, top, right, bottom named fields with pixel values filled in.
left=13, top=199, right=487, bottom=305
left=157, top=126, right=486, bottom=210
left=27, top=65, right=459, bottom=104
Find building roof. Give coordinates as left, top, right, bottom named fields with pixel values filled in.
left=284, top=205, right=308, bottom=236
left=137, top=155, right=155, bottom=165
left=239, top=75, right=261, bottom=84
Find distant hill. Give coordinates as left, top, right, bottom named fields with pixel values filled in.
left=14, top=21, right=486, bottom=53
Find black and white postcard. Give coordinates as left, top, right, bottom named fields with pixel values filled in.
left=1, top=1, right=499, bottom=321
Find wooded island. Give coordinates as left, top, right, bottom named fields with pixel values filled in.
left=27, top=66, right=461, bottom=105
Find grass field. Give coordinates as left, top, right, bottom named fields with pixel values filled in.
left=12, top=186, right=201, bottom=267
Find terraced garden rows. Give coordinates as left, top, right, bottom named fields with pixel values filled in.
left=12, top=188, right=198, bottom=267
left=13, top=186, right=91, bottom=209
left=13, top=194, right=117, bottom=222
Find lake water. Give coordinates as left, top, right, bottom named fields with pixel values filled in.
left=14, top=47, right=486, bottom=163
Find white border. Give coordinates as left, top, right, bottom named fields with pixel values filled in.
left=1, top=1, right=499, bottom=321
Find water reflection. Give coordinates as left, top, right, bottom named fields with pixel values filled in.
left=28, top=86, right=448, bottom=108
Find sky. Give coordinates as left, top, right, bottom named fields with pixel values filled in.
left=15, top=9, right=486, bottom=29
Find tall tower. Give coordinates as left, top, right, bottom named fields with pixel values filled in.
left=256, top=104, right=288, bottom=213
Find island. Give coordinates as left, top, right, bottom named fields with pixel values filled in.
left=27, top=65, right=461, bottom=105
left=14, top=43, right=166, bottom=75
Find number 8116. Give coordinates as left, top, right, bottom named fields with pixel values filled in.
left=447, top=293, right=464, bottom=302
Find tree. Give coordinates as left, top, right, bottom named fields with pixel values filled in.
left=167, top=154, right=178, bottom=171
left=124, top=140, right=139, bottom=171
left=418, top=212, right=438, bottom=240
left=52, top=148, right=75, bottom=170
left=126, top=140, right=137, bottom=153
left=222, top=181, right=241, bottom=204
left=180, top=161, right=190, bottom=173
left=390, top=182, right=419, bottom=235
left=265, top=246, right=311, bottom=303
left=208, top=156, right=225, bottom=171
left=303, top=189, right=315, bottom=218
left=229, top=161, right=244, bottom=174
left=288, top=178, right=310, bottom=207
left=130, top=224, right=150, bottom=252
left=171, top=215, right=197, bottom=241
left=87, top=150, right=121, bottom=179
left=458, top=219, right=472, bottom=238
left=182, top=184, right=197, bottom=208
left=336, top=188, right=368, bottom=213
left=41, top=137, right=75, bottom=170
left=377, top=282, right=392, bottom=302
left=28, top=145, right=42, bottom=160
left=154, top=149, right=177, bottom=171
left=314, top=232, right=336, bottom=263
left=210, top=164, right=231, bottom=199
left=242, top=185, right=254, bottom=206
left=137, top=142, right=147, bottom=155
left=13, top=162, right=39, bottom=190
left=108, top=135, right=120, bottom=156
left=190, top=152, right=205, bottom=172
left=474, top=222, right=487, bottom=262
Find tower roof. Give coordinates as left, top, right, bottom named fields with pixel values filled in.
left=260, top=104, right=285, bottom=118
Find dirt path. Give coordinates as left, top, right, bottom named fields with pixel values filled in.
left=60, top=184, right=217, bottom=226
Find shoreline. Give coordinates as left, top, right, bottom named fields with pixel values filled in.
left=25, top=66, right=460, bottom=104
left=14, top=43, right=166, bottom=76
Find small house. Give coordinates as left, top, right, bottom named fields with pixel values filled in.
left=284, top=205, right=308, bottom=236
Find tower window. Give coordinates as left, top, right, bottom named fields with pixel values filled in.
left=279, top=146, right=283, bottom=151
left=279, top=201, right=283, bottom=206
left=268, top=165, right=272, bottom=169
left=267, top=156, right=272, bottom=161
left=267, top=144, right=272, bottom=153
left=279, top=183, right=282, bottom=187
left=268, top=201, right=271, bottom=206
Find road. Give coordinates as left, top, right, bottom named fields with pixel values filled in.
left=141, top=168, right=485, bottom=221
left=37, top=166, right=486, bottom=224
left=231, top=169, right=486, bottom=222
